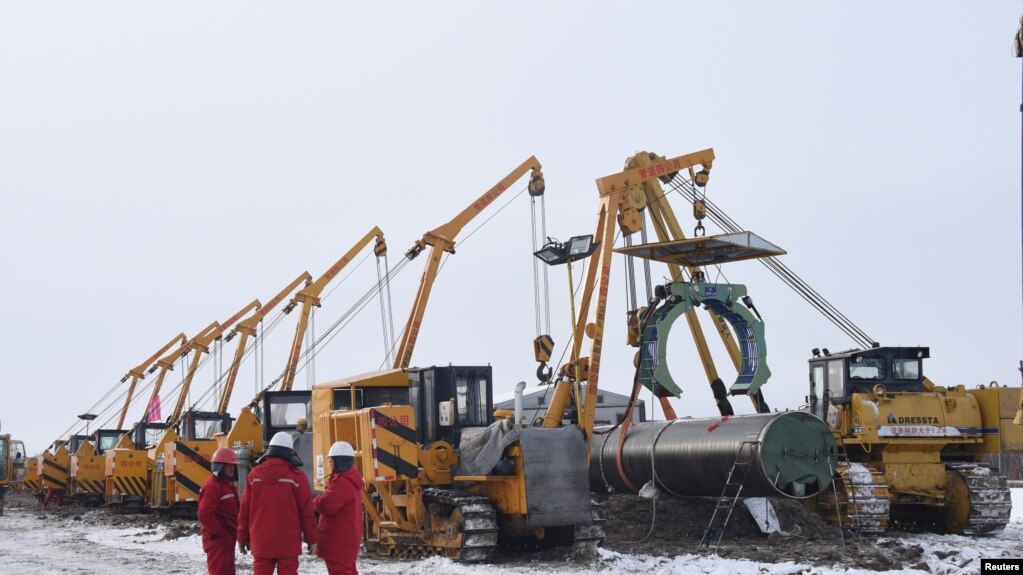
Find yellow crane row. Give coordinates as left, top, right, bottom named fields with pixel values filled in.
left=10, top=150, right=1022, bottom=559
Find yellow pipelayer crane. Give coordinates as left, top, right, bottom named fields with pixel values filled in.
left=310, top=158, right=610, bottom=561
left=116, top=334, right=189, bottom=430
left=105, top=327, right=209, bottom=510
left=66, top=334, right=188, bottom=506
left=146, top=301, right=259, bottom=515
left=541, top=149, right=772, bottom=436
left=40, top=336, right=187, bottom=505
left=217, top=228, right=387, bottom=490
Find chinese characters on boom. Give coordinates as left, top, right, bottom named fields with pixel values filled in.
left=638, top=158, right=684, bottom=180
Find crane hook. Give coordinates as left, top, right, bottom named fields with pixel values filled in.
left=693, top=198, right=707, bottom=237
left=536, top=362, right=553, bottom=384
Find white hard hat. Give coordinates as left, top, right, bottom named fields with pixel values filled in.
left=328, top=441, right=355, bottom=457
left=269, top=431, right=294, bottom=449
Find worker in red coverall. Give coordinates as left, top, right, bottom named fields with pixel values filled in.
left=237, top=432, right=318, bottom=575
left=313, top=441, right=364, bottom=575
left=198, top=447, right=240, bottom=575
left=43, top=487, right=64, bottom=506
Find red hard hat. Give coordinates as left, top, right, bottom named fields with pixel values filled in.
left=211, top=447, right=238, bottom=465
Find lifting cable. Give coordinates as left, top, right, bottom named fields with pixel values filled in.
left=376, top=252, right=397, bottom=367
left=185, top=305, right=295, bottom=413
left=257, top=321, right=263, bottom=396
left=268, top=254, right=411, bottom=390
left=68, top=259, right=324, bottom=435
left=53, top=375, right=125, bottom=440
left=96, top=303, right=296, bottom=427
left=436, top=183, right=532, bottom=276
left=530, top=192, right=552, bottom=340
left=668, top=178, right=876, bottom=349
left=307, top=306, right=316, bottom=389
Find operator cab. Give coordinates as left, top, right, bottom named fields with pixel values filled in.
left=320, top=365, right=494, bottom=445
left=407, top=365, right=494, bottom=445
left=67, top=434, right=92, bottom=455
left=179, top=410, right=233, bottom=441
left=257, top=390, right=314, bottom=488
left=133, top=422, right=169, bottom=448
left=91, top=430, right=124, bottom=455
left=258, top=391, right=312, bottom=440
left=808, top=346, right=928, bottom=420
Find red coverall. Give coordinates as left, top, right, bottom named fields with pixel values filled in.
left=237, top=457, right=319, bottom=575
left=43, top=488, right=64, bottom=506
left=198, top=472, right=239, bottom=575
left=313, top=468, right=365, bottom=575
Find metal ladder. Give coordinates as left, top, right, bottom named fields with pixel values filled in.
left=700, top=439, right=760, bottom=551
left=829, top=435, right=850, bottom=543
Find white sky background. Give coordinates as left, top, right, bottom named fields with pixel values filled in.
left=1, top=1, right=1020, bottom=454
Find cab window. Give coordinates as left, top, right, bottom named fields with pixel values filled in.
left=192, top=418, right=227, bottom=439
left=143, top=427, right=164, bottom=447
left=455, top=376, right=488, bottom=426
left=893, top=359, right=920, bottom=380
left=826, top=360, right=845, bottom=398
left=811, top=364, right=825, bottom=419
left=0, top=439, right=9, bottom=480
left=98, top=435, right=119, bottom=452
left=849, top=357, right=883, bottom=380
left=268, top=399, right=308, bottom=427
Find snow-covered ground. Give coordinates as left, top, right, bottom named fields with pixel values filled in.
left=1, top=490, right=1021, bottom=575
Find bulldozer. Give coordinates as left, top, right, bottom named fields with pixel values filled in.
left=807, top=345, right=1015, bottom=534
left=310, top=157, right=602, bottom=561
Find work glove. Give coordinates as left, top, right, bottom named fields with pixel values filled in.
left=238, top=541, right=249, bottom=555
left=306, top=542, right=317, bottom=555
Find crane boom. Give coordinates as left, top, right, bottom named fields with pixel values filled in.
left=393, top=156, right=543, bottom=369
left=218, top=273, right=313, bottom=413
left=280, top=227, right=386, bottom=392
left=141, top=325, right=217, bottom=427
left=168, top=300, right=260, bottom=425
left=116, top=332, right=186, bottom=429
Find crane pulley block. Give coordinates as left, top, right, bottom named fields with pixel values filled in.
left=533, top=334, right=554, bottom=363
left=528, top=168, right=546, bottom=197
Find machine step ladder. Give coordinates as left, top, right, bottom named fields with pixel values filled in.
left=830, top=435, right=850, bottom=544
left=700, top=439, right=760, bottom=551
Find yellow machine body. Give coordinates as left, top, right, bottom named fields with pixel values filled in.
left=968, top=386, right=1023, bottom=482
left=809, top=346, right=1015, bottom=533
left=104, top=435, right=150, bottom=506
left=0, top=435, right=12, bottom=490
left=41, top=445, right=71, bottom=494
left=162, top=438, right=218, bottom=507
left=838, top=388, right=983, bottom=501
left=24, top=456, right=41, bottom=494
left=312, top=367, right=594, bottom=560
left=70, top=441, right=106, bottom=503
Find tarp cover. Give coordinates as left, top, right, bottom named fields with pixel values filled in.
left=456, top=420, right=520, bottom=477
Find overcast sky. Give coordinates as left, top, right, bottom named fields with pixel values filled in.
left=1, top=1, right=1020, bottom=454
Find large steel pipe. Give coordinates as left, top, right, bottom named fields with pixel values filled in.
left=590, top=411, right=837, bottom=499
